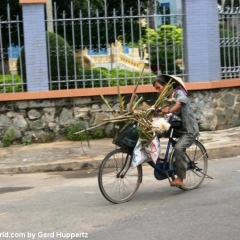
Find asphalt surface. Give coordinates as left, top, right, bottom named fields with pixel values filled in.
left=0, top=127, right=240, bottom=174
left=0, top=158, right=240, bottom=240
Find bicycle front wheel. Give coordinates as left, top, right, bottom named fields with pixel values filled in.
left=98, top=148, right=142, bottom=204
left=169, top=140, right=208, bottom=190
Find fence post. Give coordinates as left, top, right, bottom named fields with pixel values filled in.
left=182, top=0, right=221, bottom=82
left=19, top=0, right=48, bottom=91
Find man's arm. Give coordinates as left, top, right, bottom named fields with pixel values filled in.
left=161, top=101, right=182, bottom=115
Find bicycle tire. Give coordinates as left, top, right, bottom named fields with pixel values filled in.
left=98, top=148, right=142, bottom=204
left=169, top=139, right=208, bottom=190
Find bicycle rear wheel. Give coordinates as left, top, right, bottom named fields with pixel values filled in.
left=169, top=140, right=208, bottom=190
left=98, top=148, right=142, bottom=204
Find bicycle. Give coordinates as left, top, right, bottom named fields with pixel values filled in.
left=98, top=125, right=212, bottom=204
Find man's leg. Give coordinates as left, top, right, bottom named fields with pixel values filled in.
left=171, top=134, right=196, bottom=186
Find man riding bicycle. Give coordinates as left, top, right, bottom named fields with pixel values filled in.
left=153, top=74, right=199, bottom=187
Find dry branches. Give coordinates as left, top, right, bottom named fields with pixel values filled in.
left=76, top=72, right=174, bottom=142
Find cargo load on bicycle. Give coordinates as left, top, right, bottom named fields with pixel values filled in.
left=76, top=70, right=212, bottom=204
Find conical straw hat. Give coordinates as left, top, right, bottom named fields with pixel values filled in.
left=161, top=74, right=187, bottom=92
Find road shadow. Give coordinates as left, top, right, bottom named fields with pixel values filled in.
left=48, top=169, right=99, bottom=179
left=0, top=187, right=33, bottom=194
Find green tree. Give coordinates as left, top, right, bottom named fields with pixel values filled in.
left=1, top=0, right=158, bottom=57
left=219, top=26, right=239, bottom=69
left=0, top=0, right=22, bottom=47
left=51, top=0, right=149, bottom=50
left=17, top=32, right=77, bottom=90
left=142, top=25, right=183, bottom=74
left=0, top=0, right=23, bottom=74
left=218, top=0, right=239, bottom=7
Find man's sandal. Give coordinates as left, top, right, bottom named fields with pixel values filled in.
left=170, top=179, right=185, bottom=187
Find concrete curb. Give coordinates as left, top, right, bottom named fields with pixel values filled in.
left=206, top=145, right=240, bottom=160
left=0, top=160, right=102, bottom=174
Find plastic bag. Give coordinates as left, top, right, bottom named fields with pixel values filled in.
left=132, top=139, right=149, bottom=168
left=152, top=117, right=171, bottom=132
left=144, top=136, right=161, bottom=163
left=132, top=136, right=161, bottom=167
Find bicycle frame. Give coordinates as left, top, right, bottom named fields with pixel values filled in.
left=116, top=151, right=133, bottom=178
left=98, top=128, right=211, bottom=204
left=147, top=128, right=213, bottom=182
left=147, top=128, right=176, bottom=173
left=117, top=128, right=211, bottom=181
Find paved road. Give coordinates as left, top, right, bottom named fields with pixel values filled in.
left=0, top=157, right=240, bottom=240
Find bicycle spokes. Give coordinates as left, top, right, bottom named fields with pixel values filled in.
left=169, top=140, right=210, bottom=190
left=98, top=149, right=142, bottom=204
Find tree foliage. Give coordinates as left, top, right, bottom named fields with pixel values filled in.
left=218, top=0, right=239, bottom=7
left=0, top=0, right=23, bottom=47
left=142, top=25, right=182, bottom=47
left=0, top=0, right=23, bottom=73
left=17, top=32, right=77, bottom=90
left=51, top=0, right=149, bottom=48
left=0, top=0, right=162, bottom=50
left=141, top=25, right=182, bottom=74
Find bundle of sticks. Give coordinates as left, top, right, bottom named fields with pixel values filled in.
left=76, top=67, right=175, bottom=142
